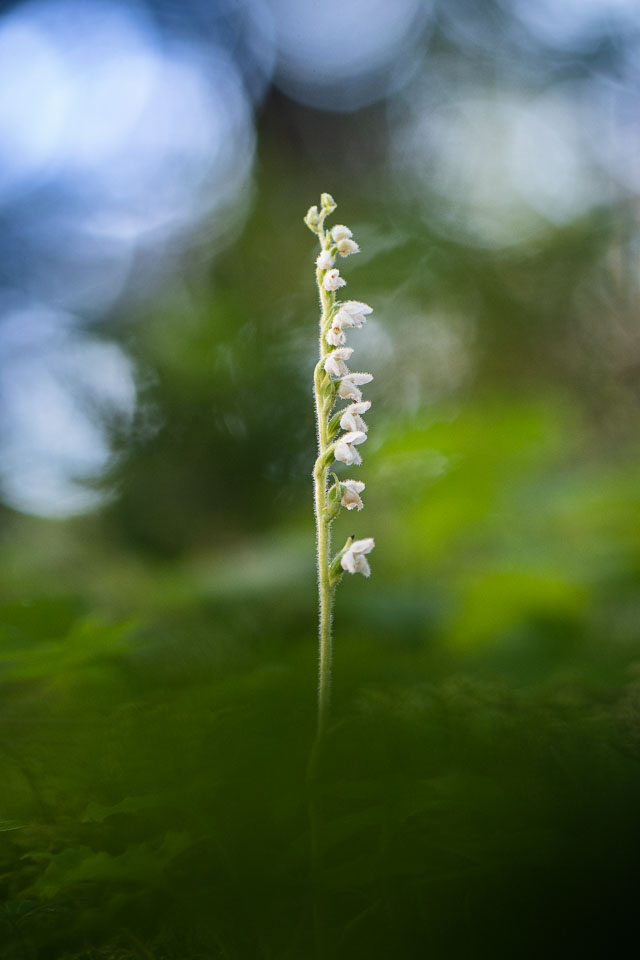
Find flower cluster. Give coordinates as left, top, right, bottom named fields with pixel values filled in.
left=306, top=195, right=376, bottom=578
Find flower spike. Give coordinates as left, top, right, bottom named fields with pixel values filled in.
left=307, top=193, right=378, bottom=738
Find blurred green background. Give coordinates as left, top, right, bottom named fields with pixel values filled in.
left=1, top=0, right=640, bottom=956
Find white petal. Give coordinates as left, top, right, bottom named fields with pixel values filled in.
left=326, top=326, right=347, bottom=347
left=333, top=440, right=348, bottom=462
left=344, top=480, right=365, bottom=493
left=316, top=250, right=334, bottom=269
left=351, top=537, right=375, bottom=554
left=341, top=430, right=367, bottom=446
left=345, top=373, right=373, bottom=386
left=323, top=269, right=346, bottom=292
left=340, top=538, right=373, bottom=575
left=324, top=356, right=348, bottom=377
left=337, top=238, right=360, bottom=257
left=334, top=440, right=360, bottom=465
left=349, top=401, right=371, bottom=415
left=338, top=380, right=361, bottom=401
left=341, top=480, right=365, bottom=511
left=340, top=549, right=357, bottom=573
left=342, top=300, right=373, bottom=318
left=333, top=307, right=366, bottom=329
left=339, top=410, right=356, bottom=431
left=339, top=411, right=367, bottom=433
left=331, top=224, right=352, bottom=242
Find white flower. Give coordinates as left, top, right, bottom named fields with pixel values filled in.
left=323, top=268, right=346, bottom=292
left=316, top=249, right=334, bottom=270
left=331, top=224, right=352, bottom=242
left=327, top=300, right=373, bottom=345
left=338, top=373, right=373, bottom=402
left=337, top=237, right=360, bottom=257
left=326, top=324, right=347, bottom=347
left=341, top=479, right=365, bottom=511
left=324, top=347, right=353, bottom=377
left=334, top=430, right=367, bottom=466
left=339, top=400, right=371, bottom=433
left=340, top=537, right=375, bottom=577
left=336, top=300, right=373, bottom=327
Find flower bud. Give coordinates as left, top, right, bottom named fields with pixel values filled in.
left=304, top=205, right=320, bottom=232
left=321, top=193, right=337, bottom=213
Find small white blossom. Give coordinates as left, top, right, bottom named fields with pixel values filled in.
left=331, top=224, right=352, bottom=242
left=323, top=268, right=346, bottom=292
left=324, top=347, right=353, bottom=377
left=341, top=479, right=365, bottom=511
left=337, top=237, right=360, bottom=257
left=337, top=300, right=373, bottom=327
left=338, top=373, right=373, bottom=402
left=341, top=537, right=375, bottom=577
left=316, top=249, right=335, bottom=270
left=326, top=324, right=347, bottom=347
left=334, top=430, right=367, bottom=466
left=339, top=400, right=371, bottom=433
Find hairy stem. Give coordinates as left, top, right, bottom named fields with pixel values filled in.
left=314, top=262, right=335, bottom=740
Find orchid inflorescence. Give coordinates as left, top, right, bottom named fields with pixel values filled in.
left=305, top=193, right=376, bottom=733
left=305, top=192, right=375, bottom=578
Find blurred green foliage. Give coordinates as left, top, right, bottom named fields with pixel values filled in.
left=2, top=379, right=640, bottom=956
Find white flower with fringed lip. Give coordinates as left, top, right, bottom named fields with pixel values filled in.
left=337, top=237, right=359, bottom=257
left=339, top=400, right=371, bottom=433
left=326, top=323, right=347, bottom=347
left=338, top=373, right=373, bottom=402
left=324, top=347, right=353, bottom=377
left=334, top=300, right=372, bottom=328
left=323, top=268, right=346, bottom=292
left=341, top=479, right=365, bottom=511
left=325, top=300, right=372, bottom=346
left=331, top=225, right=352, bottom=242
left=316, top=250, right=334, bottom=270
left=334, top=430, right=367, bottom=466
left=340, top=537, right=375, bottom=577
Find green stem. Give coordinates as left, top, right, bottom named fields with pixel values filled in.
left=310, top=255, right=335, bottom=960
left=313, top=260, right=335, bottom=740
left=314, top=464, right=332, bottom=739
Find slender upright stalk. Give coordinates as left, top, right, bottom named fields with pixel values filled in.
left=304, top=193, right=377, bottom=958
left=313, top=274, right=335, bottom=739
left=305, top=194, right=376, bottom=742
